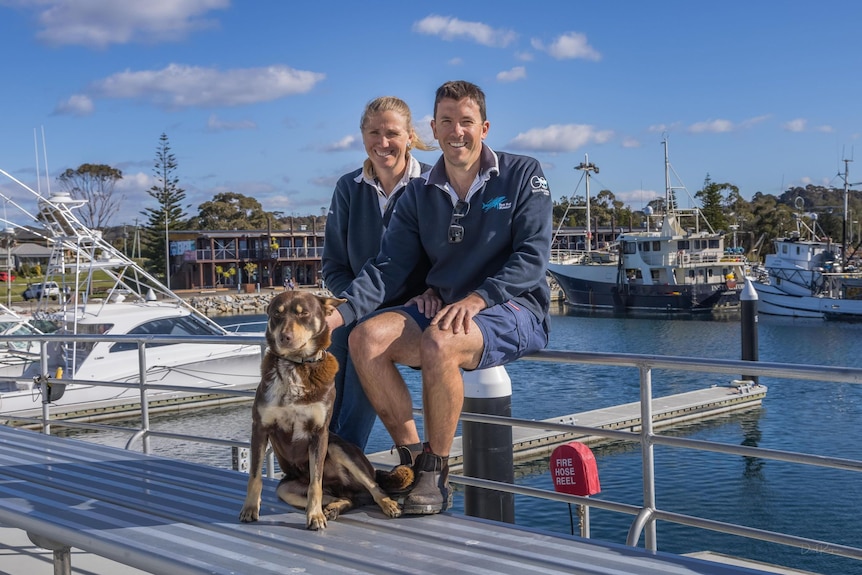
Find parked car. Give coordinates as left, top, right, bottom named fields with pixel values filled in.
left=0, top=271, right=15, bottom=282
left=22, top=281, right=61, bottom=300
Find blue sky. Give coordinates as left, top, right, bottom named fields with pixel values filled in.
left=1, top=0, right=861, bottom=228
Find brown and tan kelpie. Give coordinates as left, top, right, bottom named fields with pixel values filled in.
left=239, top=291, right=413, bottom=530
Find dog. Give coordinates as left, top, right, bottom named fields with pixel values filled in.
left=238, top=290, right=413, bottom=530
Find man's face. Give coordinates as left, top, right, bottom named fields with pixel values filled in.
left=431, top=97, right=489, bottom=171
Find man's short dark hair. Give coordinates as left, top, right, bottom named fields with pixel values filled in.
left=434, top=81, right=486, bottom=122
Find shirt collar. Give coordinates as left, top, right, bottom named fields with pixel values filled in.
left=355, top=153, right=423, bottom=190
left=354, top=154, right=424, bottom=215
left=426, top=144, right=499, bottom=202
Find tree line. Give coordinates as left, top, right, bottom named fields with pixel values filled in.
left=55, top=133, right=323, bottom=279
left=554, top=174, right=862, bottom=260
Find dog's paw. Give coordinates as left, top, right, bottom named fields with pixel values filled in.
left=238, top=506, right=260, bottom=523
left=306, top=509, right=328, bottom=530
left=378, top=497, right=402, bottom=518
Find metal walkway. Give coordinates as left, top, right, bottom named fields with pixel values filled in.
left=0, top=424, right=781, bottom=575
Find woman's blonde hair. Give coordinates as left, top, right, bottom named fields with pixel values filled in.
left=360, top=96, right=435, bottom=152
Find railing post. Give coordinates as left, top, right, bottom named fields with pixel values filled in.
left=462, top=366, right=514, bottom=523
left=137, top=342, right=151, bottom=454
left=639, top=365, right=657, bottom=550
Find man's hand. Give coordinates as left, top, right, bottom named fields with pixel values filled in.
left=407, top=288, right=443, bottom=318
left=430, top=292, right=486, bottom=334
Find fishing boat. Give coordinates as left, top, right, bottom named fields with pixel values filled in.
left=750, top=213, right=862, bottom=320
left=547, top=140, right=745, bottom=315
left=0, top=171, right=263, bottom=421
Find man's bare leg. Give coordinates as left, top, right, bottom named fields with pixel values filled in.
left=402, top=320, right=484, bottom=514
left=420, top=323, right=484, bottom=457
left=350, top=311, right=423, bottom=450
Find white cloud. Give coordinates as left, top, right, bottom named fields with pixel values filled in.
left=496, top=66, right=526, bottom=83
left=740, top=115, right=770, bottom=129
left=54, top=94, right=94, bottom=116
left=532, top=32, right=600, bottom=61
left=29, top=0, right=229, bottom=48
left=783, top=118, right=833, bottom=133
left=783, top=118, right=807, bottom=132
left=206, top=114, right=257, bottom=132
left=448, top=57, right=463, bottom=66
left=622, top=137, right=640, bottom=148
left=413, top=15, right=517, bottom=48
left=324, top=135, right=361, bottom=152
left=89, top=64, right=325, bottom=109
left=688, top=115, right=767, bottom=134
left=688, top=119, right=734, bottom=134
left=507, top=124, right=614, bottom=152
left=416, top=114, right=435, bottom=146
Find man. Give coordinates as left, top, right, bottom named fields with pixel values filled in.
left=328, top=80, right=552, bottom=514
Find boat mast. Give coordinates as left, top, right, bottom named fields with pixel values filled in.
left=840, top=158, right=861, bottom=268
left=663, top=138, right=674, bottom=215
left=576, top=154, right=599, bottom=250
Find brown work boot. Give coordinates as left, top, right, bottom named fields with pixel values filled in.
left=403, top=451, right=450, bottom=515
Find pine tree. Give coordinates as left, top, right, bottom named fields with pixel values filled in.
left=141, top=133, right=189, bottom=284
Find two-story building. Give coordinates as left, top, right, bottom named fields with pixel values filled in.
left=168, top=227, right=324, bottom=291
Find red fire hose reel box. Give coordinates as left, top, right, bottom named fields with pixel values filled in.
left=550, top=442, right=600, bottom=496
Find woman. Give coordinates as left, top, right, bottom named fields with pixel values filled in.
left=322, top=96, right=436, bottom=450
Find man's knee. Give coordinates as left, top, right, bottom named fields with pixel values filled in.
left=348, top=314, right=397, bottom=356
left=420, top=328, right=481, bottom=366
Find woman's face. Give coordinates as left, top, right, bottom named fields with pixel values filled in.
left=362, top=110, right=412, bottom=178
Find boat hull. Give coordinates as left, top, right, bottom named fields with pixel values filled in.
left=548, top=264, right=740, bottom=314
left=752, top=281, right=862, bottom=321
left=0, top=347, right=263, bottom=421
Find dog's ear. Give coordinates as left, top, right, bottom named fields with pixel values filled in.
left=316, top=295, right=347, bottom=316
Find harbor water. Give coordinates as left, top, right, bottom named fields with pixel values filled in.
left=60, top=305, right=862, bottom=574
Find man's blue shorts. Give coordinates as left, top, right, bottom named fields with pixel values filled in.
left=380, top=300, right=548, bottom=370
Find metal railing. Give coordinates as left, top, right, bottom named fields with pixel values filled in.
left=1, top=331, right=861, bottom=567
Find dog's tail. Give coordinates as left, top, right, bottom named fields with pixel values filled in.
left=375, top=465, right=415, bottom=496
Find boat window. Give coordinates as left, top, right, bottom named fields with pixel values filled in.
left=652, top=241, right=661, bottom=251
left=707, top=269, right=714, bottom=278
left=109, top=315, right=223, bottom=353
left=709, top=239, right=720, bottom=249
left=640, top=243, right=649, bottom=252
left=677, top=240, right=690, bottom=250
left=688, top=270, right=695, bottom=278
left=623, top=242, right=637, bottom=254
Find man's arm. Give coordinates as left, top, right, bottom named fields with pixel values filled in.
left=471, top=157, right=553, bottom=308
left=335, top=185, right=425, bottom=326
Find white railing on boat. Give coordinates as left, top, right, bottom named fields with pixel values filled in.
left=1, top=331, right=861, bottom=569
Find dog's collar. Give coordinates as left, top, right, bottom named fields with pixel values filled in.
left=281, top=350, right=327, bottom=365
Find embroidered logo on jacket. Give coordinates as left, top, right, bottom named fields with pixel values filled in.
left=483, top=196, right=512, bottom=212
left=531, top=176, right=550, bottom=195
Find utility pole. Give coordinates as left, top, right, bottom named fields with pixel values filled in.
left=576, top=155, right=599, bottom=250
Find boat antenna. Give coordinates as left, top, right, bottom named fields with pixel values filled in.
left=33, top=128, right=42, bottom=197
left=41, top=126, right=51, bottom=197
left=575, top=154, right=599, bottom=250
